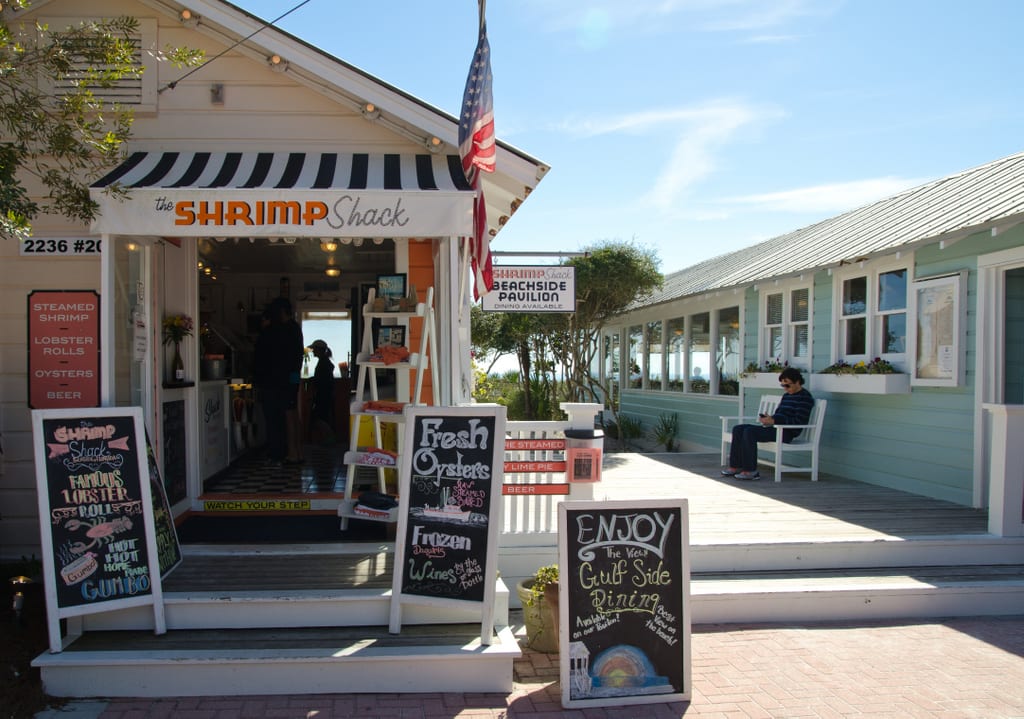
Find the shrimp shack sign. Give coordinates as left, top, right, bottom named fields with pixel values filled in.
left=32, top=407, right=169, bottom=652
left=91, top=190, right=474, bottom=238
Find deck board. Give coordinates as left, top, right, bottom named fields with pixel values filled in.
left=598, top=452, right=989, bottom=541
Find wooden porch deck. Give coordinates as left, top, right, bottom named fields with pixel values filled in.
left=164, top=451, right=994, bottom=595
left=596, top=451, right=990, bottom=543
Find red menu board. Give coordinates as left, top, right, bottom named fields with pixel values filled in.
left=28, top=290, right=101, bottom=409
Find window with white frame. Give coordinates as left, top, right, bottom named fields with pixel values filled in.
left=628, top=325, right=643, bottom=388
left=760, top=281, right=811, bottom=368
left=646, top=320, right=663, bottom=387
left=834, top=260, right=909, bottom=366
left=603, top=331, right=621, bottom=408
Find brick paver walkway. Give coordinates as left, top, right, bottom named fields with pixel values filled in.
left=71, top=615, right=1024, bottom=719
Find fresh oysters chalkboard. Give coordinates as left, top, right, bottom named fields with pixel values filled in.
left=32, top=407, right=167, bottom=652
left=389, top=405, right=506, bottom=643
left=559, top=499, right=691, bottom=709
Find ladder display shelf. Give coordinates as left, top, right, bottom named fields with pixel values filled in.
left=338, top=286, right=438, bottom=529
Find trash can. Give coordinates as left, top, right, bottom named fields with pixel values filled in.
left=564, top=428, right=604, bottom=482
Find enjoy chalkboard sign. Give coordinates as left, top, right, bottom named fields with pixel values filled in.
left=389, top=405, right=506, bottom=643
left=559, top=499, right=691, bottom=708
left=32, top=407, right=167, bottom=652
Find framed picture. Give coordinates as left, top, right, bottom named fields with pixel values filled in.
left=376, top=274, right=407, bottom=308
left=908, top=271, right=965, bottom=387
left=377, top=326, right=406, bottom=349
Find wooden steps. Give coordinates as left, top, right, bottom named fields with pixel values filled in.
left=691, top=564, right=1024, bottom=623
left=34, top=624, right=521, bottom=697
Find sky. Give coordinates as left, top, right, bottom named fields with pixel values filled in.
left=229, top=0, right=1024, bottom=275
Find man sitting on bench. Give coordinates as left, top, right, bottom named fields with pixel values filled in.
left=721, top=367, right=814, bottom=481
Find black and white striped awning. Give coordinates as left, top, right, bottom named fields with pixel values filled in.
left=89, top=151, right=476, bottom=238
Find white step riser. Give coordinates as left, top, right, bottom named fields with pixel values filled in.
left=83, top=589, right=510, bottom=632
left=38, top=629, right=520, bottom=698
left=692, top=584, right=1024, bottom=624
left=688, top=537, right=1024, bottom=573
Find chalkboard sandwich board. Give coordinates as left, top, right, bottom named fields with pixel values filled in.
left=32, top=407, right=168, bottom=653
left=389, top=405, right=507, bottom=645
left=558, top=499, right=691, bottom=708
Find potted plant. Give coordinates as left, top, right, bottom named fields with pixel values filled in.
left=515, top=564, right=559, bottom=653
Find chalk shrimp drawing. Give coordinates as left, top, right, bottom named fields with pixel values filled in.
left=64, top=516, right=133, bottom=555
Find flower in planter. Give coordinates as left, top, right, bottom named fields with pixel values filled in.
left=820, top=357, right=896, bottom=375
left=741, top=358, right=788, bottom=376
left=162, top=314, right=193, bottom=345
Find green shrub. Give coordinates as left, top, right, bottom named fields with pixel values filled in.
left=651, top=412, right=678, bottom=451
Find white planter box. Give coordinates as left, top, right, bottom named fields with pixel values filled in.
left=811, top=373, right=911, bottom=395
left=739, top=373, right=781, bottom=389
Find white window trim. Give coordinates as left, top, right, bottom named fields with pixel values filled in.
left=757, top=277, right=813, bottom=370
left=617, top=299, right=743, bottom=396
left=830, top=254, right=912, bottom=369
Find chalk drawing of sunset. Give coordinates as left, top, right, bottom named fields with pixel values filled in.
left=569, top=643, right=674, bottom=699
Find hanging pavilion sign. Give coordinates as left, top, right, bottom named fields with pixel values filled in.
left=481, top=265, right=576, bottom=313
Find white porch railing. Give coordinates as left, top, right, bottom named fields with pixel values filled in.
left=501, top=403, right=602, bottom=540
left=983, top=404, right=1024, bottom=537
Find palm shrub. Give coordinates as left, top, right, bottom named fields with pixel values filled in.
left=652, top=412, right=679, bottom=451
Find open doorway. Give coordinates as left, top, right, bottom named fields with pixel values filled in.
left=194, top=237, right=394, bottom=498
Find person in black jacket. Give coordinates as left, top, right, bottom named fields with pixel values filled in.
left=309, top=339, right=335, bottom=444
left=254, top=298, right=304, bottom=465
left=722, top=367, right=814, bottom=481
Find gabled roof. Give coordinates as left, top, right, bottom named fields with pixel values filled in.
left=22, top=0, right=548, bottom=240
left=636, top=150, right=1024, bottom=310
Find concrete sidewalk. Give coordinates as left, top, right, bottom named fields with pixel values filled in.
left=37, top=614, right=1024, bottom=718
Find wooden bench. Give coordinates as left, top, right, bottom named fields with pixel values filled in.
left=720, top=396, right=828, bottom=482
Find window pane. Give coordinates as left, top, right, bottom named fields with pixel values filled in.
left=666, top=318, right=686, bottom=391
left=878, top=269, right=907, bottom=311
left=628, top=326, right=642, bottom=388
left=791, top=288, right=809, bottom=322
left=766, top=293, right=782, bottom=325
left=604, top=333, right=620, bottom=410
left=792, top=325, right=809, bottom=358
left=843, top=277, right=867, bottom=316
left=882, top=312, right=906, bottom=353
left=844, top=317, right=866, bottom=355
left=646, top=320, right=662, bottom=384
left=769, top=327, right=783, bottom=359
left=717, top=307, right=740, bottom=395
left=689, top=313, right=710, bottom=394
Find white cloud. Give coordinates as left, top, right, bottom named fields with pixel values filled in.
left=726, top=177, right=929, bottom=214
left=555, top=100, right=784, bottom=212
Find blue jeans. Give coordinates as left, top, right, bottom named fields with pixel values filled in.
left=729, top=423, right=777, bottom=471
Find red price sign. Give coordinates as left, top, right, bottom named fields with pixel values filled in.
left=28, top=290, right=101, bottom=409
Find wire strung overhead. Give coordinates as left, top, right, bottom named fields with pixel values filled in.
left=159, top=0, right=314, bottom=94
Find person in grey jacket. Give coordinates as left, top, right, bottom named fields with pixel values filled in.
left=722, top=367, right=814, bottom=480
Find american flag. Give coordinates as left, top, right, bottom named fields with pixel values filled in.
left=459, top=10, right=495, bottom=298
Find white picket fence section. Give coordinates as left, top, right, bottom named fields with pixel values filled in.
left=501, top=403, right=602, bottom=539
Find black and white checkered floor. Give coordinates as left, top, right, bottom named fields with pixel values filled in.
left=203, top=443, right=350, bottom=495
